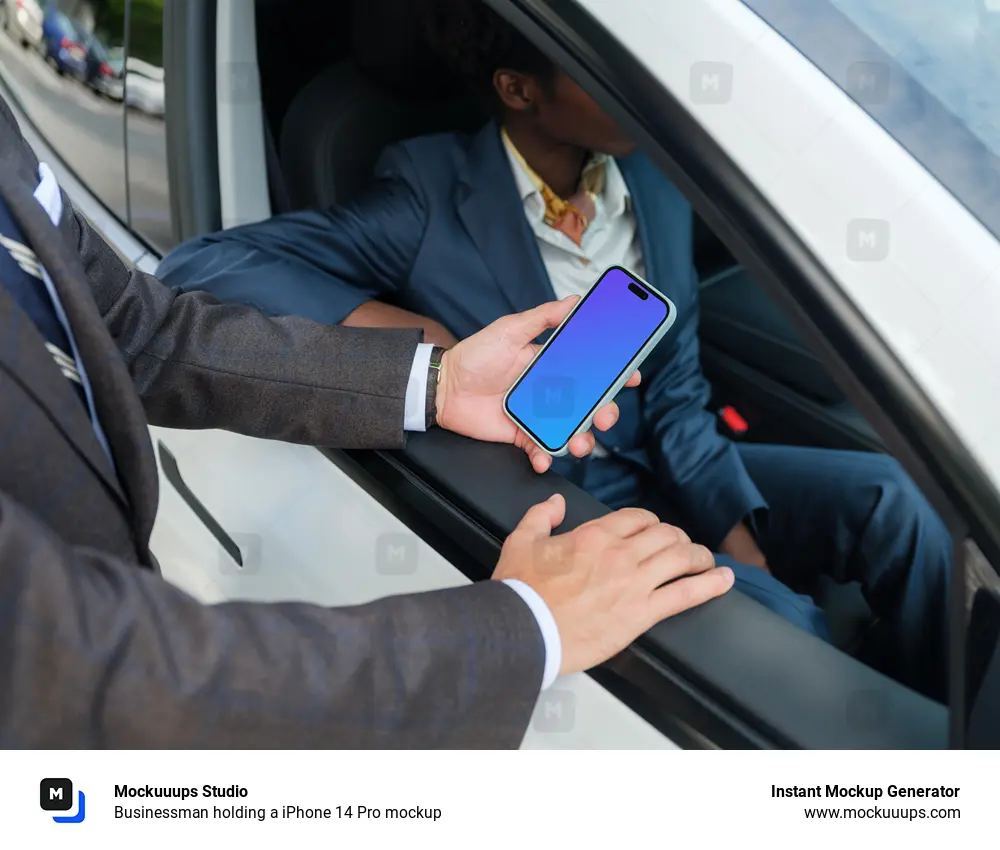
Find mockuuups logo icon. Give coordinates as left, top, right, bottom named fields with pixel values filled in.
left=533, top=376, right=575, bottom=419
left=532, top=690, right=576, bottom=733
left=376, top=532, right=418, bottom=575
left=690, top=61, right=733, bottom=104
left=40, top=778, right=86, bottom=823
left=846, top=219, right=890, bottom=261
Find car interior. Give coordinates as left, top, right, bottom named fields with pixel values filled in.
left=159, top=0, right=955, bottom=747
left=256, top=0, right=886, bottom=648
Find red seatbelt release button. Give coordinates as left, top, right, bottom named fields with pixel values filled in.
left=720, top=405, right=749, bottom=434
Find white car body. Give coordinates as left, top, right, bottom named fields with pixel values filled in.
left=1, top=0, right=43, bottom=49
left=125, top=56, right=164, bottom=116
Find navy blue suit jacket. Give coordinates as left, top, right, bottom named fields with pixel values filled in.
left=160, top=122, right=766, bottom=548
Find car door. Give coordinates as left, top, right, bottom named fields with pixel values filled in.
left=159, top=0, right=990, bottom=748
left=522, top=0, right=1000, bottom=746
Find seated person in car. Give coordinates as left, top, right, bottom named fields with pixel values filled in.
left=159, top=0, right=951, bottom=701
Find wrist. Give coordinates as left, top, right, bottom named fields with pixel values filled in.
left=502, top=578, right=562, bottom=691
left=721, top=522, right=769, bottom=571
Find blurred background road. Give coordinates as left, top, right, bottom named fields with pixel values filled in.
left=0, top=16, right=171, bottom=250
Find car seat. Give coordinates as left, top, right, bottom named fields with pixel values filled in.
left=279, top=0, right=487, bottom=210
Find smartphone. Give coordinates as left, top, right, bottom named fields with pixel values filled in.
left=503, top=266, right=676, bottom=457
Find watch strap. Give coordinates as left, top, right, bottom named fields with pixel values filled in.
left=425, top=346, right=446, bottom=430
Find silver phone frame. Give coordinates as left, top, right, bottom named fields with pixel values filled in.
left=502, top=266, right=678, bottom=457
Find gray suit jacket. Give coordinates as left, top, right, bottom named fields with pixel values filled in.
left=0, top=94, right=543, bottom=748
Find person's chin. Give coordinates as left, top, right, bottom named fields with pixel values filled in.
left=605, top=138, right=638, bottom=157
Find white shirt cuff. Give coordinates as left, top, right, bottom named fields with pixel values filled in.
left=403, top=343, right=434, bottom=432
left=502, top=578, right=562, bottom=691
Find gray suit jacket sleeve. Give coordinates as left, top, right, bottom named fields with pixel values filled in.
left=0, top=92, right=545, bottom=749
left=71, top=204, right=421, bottom=449
left=0, top=489, right=544, bottom=747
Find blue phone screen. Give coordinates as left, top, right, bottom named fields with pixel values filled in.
left=505, top=267, right=669, bottom=452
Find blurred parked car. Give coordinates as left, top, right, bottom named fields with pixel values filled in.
left=124, top=56, right=164, bottom=116
left=41, top=6, right=88, bottom=80
left=84, top=36, right=124, bottom=100
left=0, top=0, right=44, bottom=50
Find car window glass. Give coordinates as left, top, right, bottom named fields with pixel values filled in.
left=125, top=0, right=171, bottom=253
left=0, top=0, right=127, bottom=223
left=742, top=0, right=1000, bottom=244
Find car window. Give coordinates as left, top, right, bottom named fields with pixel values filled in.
left=741, top=0, right=1000, bottom=244
left=0, top=0, right=127, bottom=224
left=125, top=0, right=172, bottom=252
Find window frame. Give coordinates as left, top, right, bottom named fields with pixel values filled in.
left=163, top=0, right=221, bottom=243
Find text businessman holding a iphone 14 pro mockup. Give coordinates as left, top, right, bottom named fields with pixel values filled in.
left=504, top=266, right=676, bottom=456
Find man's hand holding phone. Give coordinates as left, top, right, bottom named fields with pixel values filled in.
left=434, top=296, right=639, bottom=473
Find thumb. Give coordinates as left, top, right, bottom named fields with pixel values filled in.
left=514, top=493, right=566, bottom=540
left=503, top=297, right=579, bottom=345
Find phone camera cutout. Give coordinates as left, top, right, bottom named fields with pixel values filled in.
left=628, top=282, right=649, bottom=300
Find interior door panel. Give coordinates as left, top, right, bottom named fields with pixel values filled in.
left=696, top=254, right=883, bottom=454
left=701, top=266, right=844, bottom=404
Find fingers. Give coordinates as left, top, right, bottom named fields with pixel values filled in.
left=566, top=431, right=596, bottom=458
left=526, top=442, right=553, bottom=473
left=517, top=430, right=592, bottom=471
left=505, top=297, right=579, bottom=345
left=595, top=507, right=660, bottom=539
left=514, top=430, right=554, bottom=473
left=591, top=402, right=620, bottom=432
left=627, top=522, right=691, bottom=564
left=647, top=566, right=735, bottom=623
left=531, top=449, right=553, bottom=473
left=642, top=542, right=715, bottom=589
left=588, top=372, right=640, bottom=435
left=514, top=493, right=566, bottom=539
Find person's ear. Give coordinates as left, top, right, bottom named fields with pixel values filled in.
left=493, top=70, right=536, bottom=112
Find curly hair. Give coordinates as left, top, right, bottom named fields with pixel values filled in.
left=424, top=0, right=557, bottom=98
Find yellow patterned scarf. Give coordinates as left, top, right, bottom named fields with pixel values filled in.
left=502, top=127, right=606, bottom=247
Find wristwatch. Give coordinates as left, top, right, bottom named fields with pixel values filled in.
left=425, top=346, right=446, bottom=430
